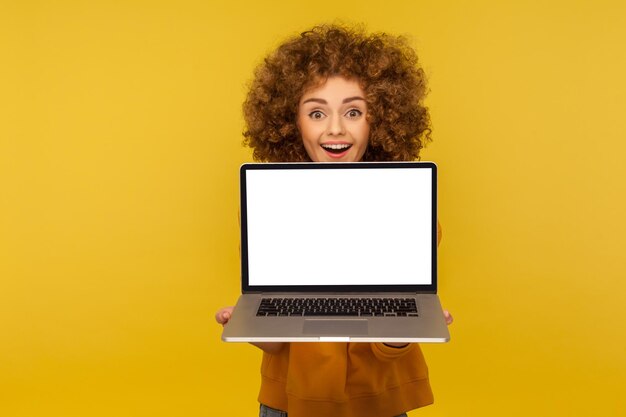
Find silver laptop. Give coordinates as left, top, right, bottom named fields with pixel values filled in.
left=221, top=162, right=450, bottom=343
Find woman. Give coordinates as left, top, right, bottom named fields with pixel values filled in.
left=216, top=24, right=452, bottom=417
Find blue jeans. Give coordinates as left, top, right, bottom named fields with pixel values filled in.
left=260, top=404, right=408, bottom=417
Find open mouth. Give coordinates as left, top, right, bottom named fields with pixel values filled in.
left=321, top=143, right=352, bottom=155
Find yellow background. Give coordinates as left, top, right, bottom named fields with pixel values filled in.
left=1, top=1, right=625, bottom=416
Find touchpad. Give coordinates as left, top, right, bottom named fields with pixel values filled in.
left=303, top=319, right=368, bottom=335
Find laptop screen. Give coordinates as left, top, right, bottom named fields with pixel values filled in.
left=240, top=162, right=437, bottom=292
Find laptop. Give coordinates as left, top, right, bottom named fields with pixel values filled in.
left=221, top=161, right=450, bottom=343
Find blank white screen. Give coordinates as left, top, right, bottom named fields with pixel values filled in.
left=245, top=167, right=432, bottom=286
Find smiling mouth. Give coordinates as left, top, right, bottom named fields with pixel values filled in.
left=321, top=143, right=352, bottom=154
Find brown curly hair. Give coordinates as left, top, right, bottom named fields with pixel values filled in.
left=242, top=24, right=431, bottom=162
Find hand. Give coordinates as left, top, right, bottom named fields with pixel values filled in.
left=215, top=306, right=235, bottom=326
left=215, top=306, right=285, bottom=353
left=443, top=309, right=453, bottom=326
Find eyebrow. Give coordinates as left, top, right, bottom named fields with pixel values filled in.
left=301, top=96, right=366, bottom=105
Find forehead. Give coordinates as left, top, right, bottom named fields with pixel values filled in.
left=299, top=76, right=365, bottom=103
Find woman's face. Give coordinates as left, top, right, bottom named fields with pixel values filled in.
left=297, top=76, right=370, bottom=162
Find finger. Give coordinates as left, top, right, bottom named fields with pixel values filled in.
left=443, top=310, right=453, bottom=325
left=219, top=311, right=231, bottom=326
left=215, top=307, right=235, bottom=325
left=215, top=310, right=228, bottom=324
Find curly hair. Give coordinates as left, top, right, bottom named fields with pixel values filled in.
left=242, top=24, right=432, bottom=162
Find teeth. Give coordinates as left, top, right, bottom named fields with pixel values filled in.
left=322, top=144, right=351, bottom=150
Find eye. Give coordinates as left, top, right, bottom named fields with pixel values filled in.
left=308, top=110, right=325, bottom=120
left=345, top=109, right=363, bottom=119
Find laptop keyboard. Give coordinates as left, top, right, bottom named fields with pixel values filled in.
left=256, top=297, right=418, bottom=317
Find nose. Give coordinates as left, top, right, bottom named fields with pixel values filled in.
left=327, top=114, right=345, bottom=136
